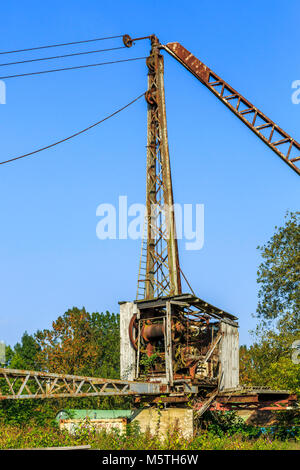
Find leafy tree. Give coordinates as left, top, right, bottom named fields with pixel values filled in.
left=35, top=307, right=120, bottom=378
left=0, top=308, right=127, bottom=425
left=256, top=211, right=299, bottom=330
left=3, top=345, right=14, bottom=368
left=2, top=332, right=40, bottom=370
left=240, top=342, right=300, bottom=393
left=240, top=212, right=300, bottom=393
left=9, top=332, right=41, bottom=370
left=89, top=310, right=120, bottom=379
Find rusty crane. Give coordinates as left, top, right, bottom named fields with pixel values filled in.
left=0, top=34, right=299, bottom=413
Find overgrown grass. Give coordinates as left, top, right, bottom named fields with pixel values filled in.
left=1, top=409, right=299, bottom=450
left=0, top=422, right=298, bottom=450
left=198, top=410, right=300, bottom=441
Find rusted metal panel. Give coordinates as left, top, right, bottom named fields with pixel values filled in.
left=218, top=395, right=259, bottom=404
left=195, top=389, right=297, bottom=412
left=165, top=42, right=210, bottom=83
left=134, top=395, right=189, bottom=404
left=212, top=397, right=298, bottom=411
left=135, top=293, right=238, bottom=323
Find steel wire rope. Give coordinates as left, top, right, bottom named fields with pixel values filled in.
left=0, top=35, right=124, bottom=55
left=0, top=46, right=127, bottom=67
left=0, top=92, right=145, bottom=165
left=0, top=56, right=147, bottom=80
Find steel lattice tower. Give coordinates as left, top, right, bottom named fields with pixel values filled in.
left=137, top=36, right=182, bottom=300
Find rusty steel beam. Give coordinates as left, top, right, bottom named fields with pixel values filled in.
left=195, top=394, right=297, bottom=412
left=211, top=397, right=297, bottom=411
left=134, top=395, right=189, bottom=404
left=163, top=42, right=300, bottom=176
left=137, top=36, right=182, bottom=300
left=0, top=367, right=197, bottom=400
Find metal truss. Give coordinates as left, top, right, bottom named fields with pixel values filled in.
left=211, top=398, right=297, bottom=412
left=0, top=368, right=197, bottom=400
left=196, top=387, right=298, bottom=412
left=163, top=43, right=300, bottom=176
left=0, top=367, right=296, bottom=409
left=137, top=36, right=182, bottom=300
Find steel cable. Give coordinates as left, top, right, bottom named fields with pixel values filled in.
left=0, top=57, right=147, bottom=80
left=0, top=92, right=145, bottom=166
left=0, top=35, right=124, bottom=55
left=0, top=46, right=127, bottom=67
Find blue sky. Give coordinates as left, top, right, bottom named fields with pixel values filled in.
left=0, top=0, right=299, bottom=347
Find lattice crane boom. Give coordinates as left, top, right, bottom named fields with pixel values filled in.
left=163, top=42, right=300, bottom=176
left=0, top=367, right=196, bottom=399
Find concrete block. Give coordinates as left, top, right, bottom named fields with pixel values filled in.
left=132, top=408, right=194, bottom=440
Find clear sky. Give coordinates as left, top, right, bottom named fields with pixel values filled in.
left=0, top=0, right=299, bottom=348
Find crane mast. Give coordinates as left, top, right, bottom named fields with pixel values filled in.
left=137, top=35, right=181, bottom=300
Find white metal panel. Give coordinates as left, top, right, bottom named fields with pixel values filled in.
left=219, top=322, right=239, bottom=391
left=60, top=418, right=127, bottom=435
left=120, top=302, right=137, bottom=380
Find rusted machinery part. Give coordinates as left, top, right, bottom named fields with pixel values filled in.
left=141, top=323, right=165, bottom=342
left=129, top=315, right=165, bottom=349
left=123, top=34, right=155, bottom=49
left=189, top=362, right=198, bottom=380
left=146, top=342, right=155, bottom=357
left=173, top=320, right=185, bottom=334
left=123, top=34, right=133, bottom=48
left=128, top=314, right=139, bottom=350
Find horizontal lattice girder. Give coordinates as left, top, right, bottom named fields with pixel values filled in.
left=0, top=367, right=197, bottom=399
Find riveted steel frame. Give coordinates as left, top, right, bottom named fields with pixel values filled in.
left=0, top=367, right=197, bottom=400
left=163, top=43, right=300, bottom=176
left=138, top=36, right=181, bottom=300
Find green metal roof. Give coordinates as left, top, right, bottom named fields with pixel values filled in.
left=56, top=409, right=132, bottom=422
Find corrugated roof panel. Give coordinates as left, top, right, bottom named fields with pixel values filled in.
left=55, top=409, right=132, bottom=422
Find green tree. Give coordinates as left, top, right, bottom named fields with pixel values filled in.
left=0, top=308, right=126, bottom=425
left=35, top=307, right=120, bottom=378
left=256, top=211, right=299, bottom=329
left=240, top=212, right=300, bottom=393
left=9, top=332, right=41, bottom=370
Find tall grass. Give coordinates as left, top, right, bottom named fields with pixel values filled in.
left=0, top=422, right=297, bottom=450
